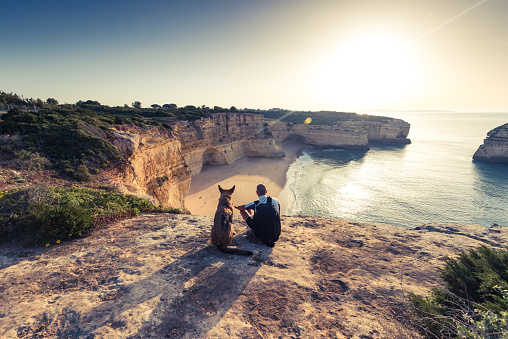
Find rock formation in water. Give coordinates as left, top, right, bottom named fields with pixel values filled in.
left=473, top=123, right=508, bottom=163
left=100, top=113, right=410, bottom=209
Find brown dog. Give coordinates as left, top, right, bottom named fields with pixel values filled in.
left=211, top=185, right=253, bottom=256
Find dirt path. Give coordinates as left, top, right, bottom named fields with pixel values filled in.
left=2, top=214, right=507, bottom=338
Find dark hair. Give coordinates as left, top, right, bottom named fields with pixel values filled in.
left=256, top=184, right=267, bottom=195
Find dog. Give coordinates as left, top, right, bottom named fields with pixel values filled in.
left=211, top=185, right=253, bottom=256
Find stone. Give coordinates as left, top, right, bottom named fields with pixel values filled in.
left=473, top=123, right=508, bottom=163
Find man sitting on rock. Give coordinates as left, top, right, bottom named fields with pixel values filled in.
left=235, top=184, right=281, bottom=247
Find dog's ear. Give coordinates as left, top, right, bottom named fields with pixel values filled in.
left=218, top=185, right=223, bottom=193
left=231, top=185, right=235, bottom=193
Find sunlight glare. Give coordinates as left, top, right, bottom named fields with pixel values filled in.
left=312, top=35, right=418, bottom=108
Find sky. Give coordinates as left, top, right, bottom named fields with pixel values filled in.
left=1, top=0, right=507, bottom=112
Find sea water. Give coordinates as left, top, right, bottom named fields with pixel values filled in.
left=280, top=112, right=508, bottom=228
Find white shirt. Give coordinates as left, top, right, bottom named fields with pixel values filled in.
left=244, top=195, right=279, bottom=213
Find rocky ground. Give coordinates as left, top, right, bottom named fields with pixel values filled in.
left=1, top=213, right=508, bottom=338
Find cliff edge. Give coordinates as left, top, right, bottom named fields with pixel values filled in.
left=1, top=214, right=505, bottom=338
left=473, top=123, right=508, bottom=163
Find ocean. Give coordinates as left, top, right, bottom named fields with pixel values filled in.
left=280, top=112, right=508, bottom=228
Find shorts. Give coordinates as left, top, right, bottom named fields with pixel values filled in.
left=245, top=217, right=275, bottom=248
left=246, top=216, right=256, bottom=229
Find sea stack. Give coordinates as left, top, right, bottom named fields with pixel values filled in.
left=473, top=123, right=508, bottom=163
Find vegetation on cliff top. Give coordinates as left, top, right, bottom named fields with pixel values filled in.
left=1, top=91, right=185, bottom=246
left=409, top=245, right=508, bottom=338
left=0, top=90, right=399, bottom=246
left=0, top=185, right=180, bottom=246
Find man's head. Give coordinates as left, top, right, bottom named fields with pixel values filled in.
left=256, top=184, right=267, bottom=197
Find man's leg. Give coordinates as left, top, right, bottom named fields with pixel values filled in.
left=239, top=209, right=252, bottom=221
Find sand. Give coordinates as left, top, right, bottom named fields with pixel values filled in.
left=184, top=140, right=310, bottom=216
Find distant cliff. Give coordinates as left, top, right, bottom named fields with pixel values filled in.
left=268, top=118, right=410, bottom=149
left=175, top=113, right=284, bottom=174
left=473, top=123, right=508, bottom=163
left=101, top=113, right=410, bottom=209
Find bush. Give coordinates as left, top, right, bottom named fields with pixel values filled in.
left=0, top=185, right=181, bottom=245
left=409, top=245, right=508, bottom=337
left=73, top=164, right=93, bottom=182
left=11, top=150, right=51, bottom=171
left=23, top=202, right=93, bottom=245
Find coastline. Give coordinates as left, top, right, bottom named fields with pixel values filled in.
left=184, top=140, right=310, bottom=216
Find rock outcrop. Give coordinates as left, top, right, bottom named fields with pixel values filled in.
left=105, top=125, right=191, bottom=210
left=268, top=117, right=410, bottom=149
left=175, top=113, right=285, bottom=174
left=1, top=214, right=506, bottom=338
left=473, top=123, right=508, bottom=163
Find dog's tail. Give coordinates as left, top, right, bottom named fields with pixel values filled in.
left=217, top=245, right=253, bottom=256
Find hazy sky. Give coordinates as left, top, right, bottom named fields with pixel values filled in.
left=1, top=0, right=507, bottom=112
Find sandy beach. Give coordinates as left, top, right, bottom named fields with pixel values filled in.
left=184, top=141, right=309, bottom=216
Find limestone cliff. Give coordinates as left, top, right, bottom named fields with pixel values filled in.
left=268, top=117, right=410, bottom=149
left=473, top=123, right=508, bottom=163
left=175, top=113, right=285, bottom=174
left=349, top=118, right=411, bottom=143
left=100, top=113, right=410, bottom=209
left=104, top=125, right=191, bottom=210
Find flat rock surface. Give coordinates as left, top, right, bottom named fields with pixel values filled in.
left=2, top=214, right=508, bottom=338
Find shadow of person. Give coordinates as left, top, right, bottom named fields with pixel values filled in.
left=78, top=234, right=272, bottom=338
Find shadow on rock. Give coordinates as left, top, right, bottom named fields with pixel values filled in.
left=77, top=243, right=270, bottom=338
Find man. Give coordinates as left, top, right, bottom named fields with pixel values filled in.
left=235, top=184, right=281, bottom=247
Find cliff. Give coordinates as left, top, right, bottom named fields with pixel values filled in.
left=175, top=113, right=285, bottom=175
left=1, top=214, right=506, bottom=338
left=268, top=117, right=410, bottom=149
left=103, top=125, right=192, bottom=210
left=473, top=123, right=508, bottom=163
left=99, top=113, right=410, bottom=210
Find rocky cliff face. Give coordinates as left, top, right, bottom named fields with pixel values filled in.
left=350, top=118, right=411, bottom=143
left=175, top=113, right=285, bottom=174
left=268, top=117, right=410, bottom=149
left=101, top=113, right=410, bottom=209
left=473, top=123, right=508, bottom=163
left=103, top=125, right=191, bottom=210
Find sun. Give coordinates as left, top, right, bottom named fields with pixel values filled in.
left=312, top=34, right=419, bottom=109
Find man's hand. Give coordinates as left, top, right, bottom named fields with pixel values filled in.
left=235, top=205, right=246, bottom=211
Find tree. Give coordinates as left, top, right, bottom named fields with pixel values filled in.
left=132, top=101, right=142, bottom=109
left=163, top=103, right=177, bottom=110
left=46, top=98, right=58, bottom=105
left=230, top=106, right=237, bottom=112
left=151, top=104, right=161, bottom=109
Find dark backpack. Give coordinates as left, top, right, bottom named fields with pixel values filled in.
left=252, top=197, right=281, bottom=246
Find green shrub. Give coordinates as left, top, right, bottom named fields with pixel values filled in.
left=409, top=246, right=508, bottom=337
left=11, top=150, right=51, bottom=171
left=0, top=185, right=181, bottom=245
left=23, top=202, right=93, bottom=245
left=73, top=164, right=93, bottom=182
